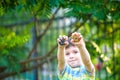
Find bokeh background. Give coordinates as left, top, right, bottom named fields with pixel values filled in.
left=0, top=0, right=120, bottom=80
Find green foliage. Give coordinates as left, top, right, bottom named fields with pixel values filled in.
left=0, top=6, right=4, bottom=16
left=0, top=0, right=63, bottom=18
left=0, top=27, right=31, bottom=72
left=0, top=0, right=120, bottom=79
left=59, top=0, right=120, bottom=21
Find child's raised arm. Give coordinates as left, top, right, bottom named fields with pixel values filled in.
left=78, top=44, right=95, bottom=76
left=57, top=35, right=68, bottom=72
left=71, top=32, right=95, bottom=76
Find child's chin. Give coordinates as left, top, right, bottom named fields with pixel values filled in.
left=70, top=64, right=79, bottom=68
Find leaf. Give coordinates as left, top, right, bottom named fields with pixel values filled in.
left=92, top=8, right=106, bottom=20
left=0, top=6, right=4, bottom=16
left=1, top=49, right=9, bottom=55
left=106, top=66, right=112, bottom=74
left=90, top=41, right=102, bottom=53
left=112, top=13, right=120, bottom=20
left=0, top=56, right=9, bottom=67
left=49, top=0, right=60, bottom=7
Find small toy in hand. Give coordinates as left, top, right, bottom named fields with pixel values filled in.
left=59, top=37, right=65, bottom=45
left=71, top=33, right=81, bottom=42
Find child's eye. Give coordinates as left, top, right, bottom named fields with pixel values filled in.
left=66, top=53, right=70, bottom=56
left=73, top=51, right=78, bottom=54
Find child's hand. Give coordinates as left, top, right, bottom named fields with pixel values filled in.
left=57, top=35, right=68, bottom=47
left=71, top=32, right=85, bottom=47
left=71, top=32, right=81, bottom=42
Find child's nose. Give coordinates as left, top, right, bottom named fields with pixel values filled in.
left=69, top=53, right=74, bottom=58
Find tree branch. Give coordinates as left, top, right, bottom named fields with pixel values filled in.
left=0, top=17, right=65, bottom=28
left=27, top=7, right=60, bottom=59
left=0, top=55, right=57, bottom=79
left=21, top=45, right=57, bottom=64
left=68, top=14, right=92, bottom=36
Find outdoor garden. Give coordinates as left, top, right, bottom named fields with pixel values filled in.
left=0, top=0, right=120, bottom=80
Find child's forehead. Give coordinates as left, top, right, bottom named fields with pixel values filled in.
left=66, top=45, right=77, bottom=49
left=65, top=46, right=78, bottom=51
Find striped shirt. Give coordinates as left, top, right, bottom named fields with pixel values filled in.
left=58, top=64, right=95, bottom=80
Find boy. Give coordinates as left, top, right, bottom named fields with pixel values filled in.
left=57, top=32, right=95, bottom=80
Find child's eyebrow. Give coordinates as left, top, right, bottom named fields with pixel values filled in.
left=73, top=49, right=78, bottom=51
left=72, top=50, right=78, bottom=52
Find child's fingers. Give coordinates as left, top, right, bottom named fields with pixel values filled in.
left=70, top=39, right=74, bottom=43
left=63, top=35, right=67, bottom=39
left=59, top=35, right=63, bottom=40
left=57, top=38, right=61, bottom=43
left=73, top=32, right=77, bottom=34
left=57, top=38, right=63, bottom=43
left=78, top=35, right=82, bottom=39
left=59, top=35, right=67, bottom=39
left=72, top=32, right=81, bottom=36
left=64, top=36, right=68, bottom=40
left=64, top=41, right=68, bottom=45
left=58, top=35, right=68, bottom=45
left=72, top=32, right=77, bottom=37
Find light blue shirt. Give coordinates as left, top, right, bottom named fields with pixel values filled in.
left=58, top=64, right=95, bottom=80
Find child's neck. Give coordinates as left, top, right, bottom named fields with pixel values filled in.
left=70, top=64, right=84, bottom=68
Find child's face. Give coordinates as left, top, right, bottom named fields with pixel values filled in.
left=65, top=46, right=82, bottom=68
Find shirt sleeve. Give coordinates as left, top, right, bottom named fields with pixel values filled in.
left=57, top=64, right=68, bottom=79
left=83, top=66, right=95, bottom=79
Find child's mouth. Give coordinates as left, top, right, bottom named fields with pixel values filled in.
left=69, top=60, right=76, bottom=62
